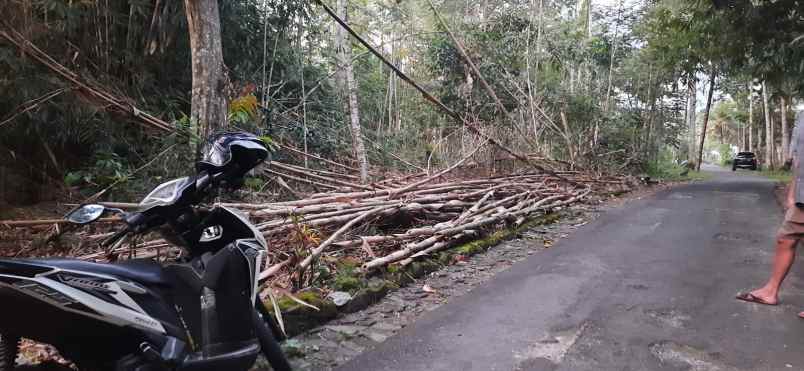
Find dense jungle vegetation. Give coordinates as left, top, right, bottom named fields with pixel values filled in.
left=0, top=0, right=801, bottom=206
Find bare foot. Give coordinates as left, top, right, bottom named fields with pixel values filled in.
left=798, top=311, right=804, bottom=319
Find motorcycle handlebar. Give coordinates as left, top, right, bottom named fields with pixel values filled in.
left=196, top=172, right=212, bottom=192
left=112, top=167, right=242, bottom=242
left=124, top=212, right=148, bottom=232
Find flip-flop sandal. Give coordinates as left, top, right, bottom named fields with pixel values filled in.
left=736, top=292, right=778, bottom=306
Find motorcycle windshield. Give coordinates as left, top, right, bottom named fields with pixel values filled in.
left=140, top=177, right=191, bottom=209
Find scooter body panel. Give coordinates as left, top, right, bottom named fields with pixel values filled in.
left=0, top=133, right=287, bottom=370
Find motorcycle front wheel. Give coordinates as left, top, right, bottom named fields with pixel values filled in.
left=252, top=309, right=292, bottom=371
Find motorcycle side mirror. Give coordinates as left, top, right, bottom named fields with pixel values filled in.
left=65, top=204, right=106, bottom=225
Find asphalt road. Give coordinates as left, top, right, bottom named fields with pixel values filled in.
left=339, top=165, right=804, bottom=371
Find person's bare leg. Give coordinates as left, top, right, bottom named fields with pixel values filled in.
left=748, top=238, right=798, bottom=304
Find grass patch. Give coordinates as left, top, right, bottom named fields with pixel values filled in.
left=645, top=161, right=711, bottom=181
left=644, top=148, right=712, bottom=182
left=759, top=169, right=793, bottom=183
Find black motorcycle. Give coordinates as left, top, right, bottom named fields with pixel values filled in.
left=0, top=132, right=291, bottom=371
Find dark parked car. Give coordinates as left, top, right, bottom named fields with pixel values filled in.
left=732, top=151, right=758, bottom=171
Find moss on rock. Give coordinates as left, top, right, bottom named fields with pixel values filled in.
left=343, top=278, right=395, bottom=313
left=450, top=212, right=560, bottom=258
left=264, top=290, right=338, bottom=337
left=333, top=275, right=362, bottom=292
left=331, top=257, right=365, bottom=292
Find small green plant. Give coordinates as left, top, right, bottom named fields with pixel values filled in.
left=333, top=275, right=362, bottom=292
left=244, top=177, right=265, bottom=192
left=228, top=94, right=259, bottom=125
left=65, top=151, right=130, bottom=189
left=64, top=171, right=87, bottom=187
left=645, top=148, right=710, bottom=181
left=332, top=258, right=363, bottom=292
left=259, top=135, right=280, bottom=152
left=718, top=143, right=733, bottom=166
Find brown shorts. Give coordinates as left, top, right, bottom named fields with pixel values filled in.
left=778, top=206, right=804, bottom=240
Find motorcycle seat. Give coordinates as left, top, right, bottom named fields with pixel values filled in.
left=14, top=258, right=168, bottom=286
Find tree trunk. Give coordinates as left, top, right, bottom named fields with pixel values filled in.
left=781, top=94, right=789, bottom=163
left=603, top=0, right=622, bottom=113
left=772, top=109, right=778, bottom=165
left=603, top=38, right=617, bottom=112
left=298, top=20, right=309, bottom=168
left=335, top=0, right=369, bottom=183
left=762, top=80, right=774, bottom=169
left=696, top=68, right=716, bottom=171
left=643, top=67, right=657, bottom=158
left=748, top=92, right=753, bottom=152
left=184, top=0, right=227, bottom=142
left=533, top=0, right=543, bottom=91
left=741, top=121, right=746, bottom=151
left=686, top=78, right=697, bottom=164
left=333, top=1, right=347, bottom=93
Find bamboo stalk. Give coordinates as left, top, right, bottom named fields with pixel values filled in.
left=1, top=217, right=120, bottom=228
left=269, top=161, right=372, bottom=190
left=297, top=204, right=401, bottom=271
left=389, top=139, right=489, bottom=198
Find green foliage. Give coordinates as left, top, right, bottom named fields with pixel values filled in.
left=1, top=0, right=798, bottom=207
left=228, top=94, right=259, bottom=125
left=0, top=0, right=325, bottom=204
left=63, top=172, right=85, bottom=188
left=333, top=275, right=362, bottom=292
left=332, top=259, right=363, bottom=292
left=645, top=148, right=709, bottom=181
left=258, top=136, right=280, bottom=153
left=92, top=152, right=128, bottom=186
left=244, top=177, right=265, bottom=192
left=717, top=143, right=733, bottom=166
left=63, top=151, right=129, bottom=190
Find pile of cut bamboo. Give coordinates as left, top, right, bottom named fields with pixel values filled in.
left=69, top=169, right=629, bottom=285
left=230, top=169, right=630, bottom=284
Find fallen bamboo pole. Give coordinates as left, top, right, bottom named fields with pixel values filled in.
left=298, top=204, right=401, bottom=271
left=278, top=144, right=359, bottom=173
left=269, top=161, right=372, bottom=190
left=0, top=217, right=120, bottom=228
left=0, top=25, right=176, bottom=134
left=389, top=139, right=489, bottom=198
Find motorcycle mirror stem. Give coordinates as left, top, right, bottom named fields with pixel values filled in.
left=104, top=207, right=127, bottom=216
